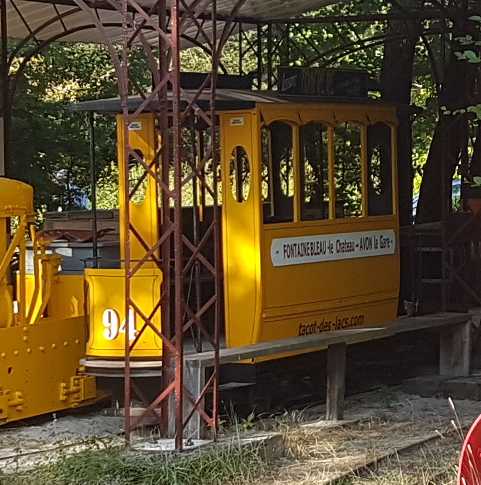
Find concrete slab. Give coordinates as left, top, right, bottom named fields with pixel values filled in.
left=403, top=372, right=481, bottom=401
left=444, top=374, right=481, bottom=400
left=402, top=375, right=450, bottom=397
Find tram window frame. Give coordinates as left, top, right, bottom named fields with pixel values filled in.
left=299, top=123, right=329, bottom=221
left=367, top=123, right=393, bottom=216
left=333, top=122, right=363, bottom=219
left=128, top=149, right=148, bottom=206
left=229, top=145, right=251, bottom=203
left=262, top=121, right=295, bottom=224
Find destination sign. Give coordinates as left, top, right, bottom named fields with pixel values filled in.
left=270, top=229, right=396, bottom=267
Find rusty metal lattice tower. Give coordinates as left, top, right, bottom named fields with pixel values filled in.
left=64, top=0, right=246, bottom=450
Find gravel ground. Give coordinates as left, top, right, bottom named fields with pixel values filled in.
left=0, top=412, right=123, bottom=473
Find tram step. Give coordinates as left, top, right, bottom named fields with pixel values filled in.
left=219, top=382, right=256, bottom=391
left=416, top=247, right=444, bottom=253
left=421, top=278, right=450, bottom=284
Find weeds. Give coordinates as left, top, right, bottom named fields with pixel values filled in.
left=3, top=440, right=268, bottom=485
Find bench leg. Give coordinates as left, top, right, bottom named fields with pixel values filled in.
left=326, top=343, right=347, bottom=421
left=184, top=361, right=206, bottom=440
left=439, top=321, right=471, bottom=377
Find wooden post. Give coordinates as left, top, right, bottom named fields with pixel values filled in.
left=326, top=343, right=347, bottom=421
left=184, top=360, right=206, bottom=440
left=0, top=117, right=4, bottom=176
left=439, top=321, right=471, bottom=377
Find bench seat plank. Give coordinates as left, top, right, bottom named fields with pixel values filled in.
left=185, top=312, right=470, bottom=368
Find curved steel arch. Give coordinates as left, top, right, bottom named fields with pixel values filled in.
left=9, top=22, right=123, bottom=104
left=8, top=6, right=83, bottom=65
left=7, top=8, right=228, bottom=99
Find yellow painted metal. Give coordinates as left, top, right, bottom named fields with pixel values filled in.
left=23, top=274, right=85, bottom=320
left=0, top=178, right=33, bottom=217
left=361, top=126, right=369, bottom=218
left=117, top=114, right=159, bottom=266
left=0, top=180, right=31, bottom=327
left=48, top=275, right=85, bottom=318
left=84, top=101, right=400, bottom=366
left=85, top=268, right=162, bottom=358
left=327, top=126, right=336, bottom=220
left=0, top=178, right=97, bottom=425
left=84, top=114, right=163, bottom=360
left=0, top=317, right=95, bottom=423
left=221, top=103, right=400, bottom=357
left=221, top=111, right=262, bottom=348
left=26, top=250, right=62, bottom=326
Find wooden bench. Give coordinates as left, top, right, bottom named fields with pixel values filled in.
left=183, top=312, right=472, bottom=438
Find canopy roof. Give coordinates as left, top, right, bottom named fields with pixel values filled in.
left=70, top=88, right=394, bottom=113
left=4, top=0, right=338, bottom=45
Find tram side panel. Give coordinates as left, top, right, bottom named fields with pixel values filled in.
left=261, top=219, right=399, bottom=341
left=260, top=116, right=400, bottom=341
left=221, top=106, right=400, bottom=351
left=221, top=111, right=262, bottom=349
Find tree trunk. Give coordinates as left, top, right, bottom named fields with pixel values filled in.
left=416, top=7, right=474, bottom=223
left=469, top=125, right=481, bottom=177
left=416, top=114, right=468, bottom=223
left=380, top=13, right=419, bottom=227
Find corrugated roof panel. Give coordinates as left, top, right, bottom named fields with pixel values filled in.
left=4, top=0, right=337, bottom=44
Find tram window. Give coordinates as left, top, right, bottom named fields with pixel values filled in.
left=128, top=149, right=147, bottom=206
left=263, top=122, right=294, bottom=223
left=368, top=123, right=393, bottom=216
left=334, top=123, right=362, bottom=218
left=300, top=124, right=329, bottom=221
left=261, top=127, right=271, bottom=204
left=229, top=146, right=251, bottom=202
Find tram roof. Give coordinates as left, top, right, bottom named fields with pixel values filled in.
left=4, top=0, right=339, bottom=45
left=70, top=89, right=400, bottom=114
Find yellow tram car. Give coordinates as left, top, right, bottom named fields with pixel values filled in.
left=78, top=90, right=400, bottom=363
left=0, top=84, right=400, bottom=424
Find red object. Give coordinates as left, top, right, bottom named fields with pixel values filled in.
left=467, top=198, right=481, bottom=215
left=458, top=414, right=481, bottom=484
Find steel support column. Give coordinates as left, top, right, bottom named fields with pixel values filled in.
left=65, top=0, right=246, bottom=450
left=0, top=0, right=7, bottom=176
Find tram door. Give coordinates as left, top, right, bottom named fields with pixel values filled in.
left=85, top=114, right=162, bottom=359
left=221, top=111, right=261, bottom=347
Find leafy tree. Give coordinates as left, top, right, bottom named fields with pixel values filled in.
left=7, top=0, right=473, bottom=225
left=9, top=42, right=150, bottom=211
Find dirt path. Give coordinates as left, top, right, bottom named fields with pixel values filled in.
left=262, top=388, right=480, bottom=485
left=0, top=413, right=123, bottom=473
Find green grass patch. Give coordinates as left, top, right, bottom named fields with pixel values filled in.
left=3, top=441, right=268, bottom=485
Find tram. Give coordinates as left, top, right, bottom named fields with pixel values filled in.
left=74, top=86, right=400, bottom=365
left=0, top=74, right=401, bottom=423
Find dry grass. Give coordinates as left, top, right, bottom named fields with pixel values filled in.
left=2, top=390, right=475, bottom=484
left=258, top=389, right=475, bottom=485
left=260, top=422, right=461, bottom=485
left=2, top=439, right=269, bottom=485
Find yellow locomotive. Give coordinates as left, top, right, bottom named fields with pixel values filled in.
left=0, top=179, right=96, bottom=425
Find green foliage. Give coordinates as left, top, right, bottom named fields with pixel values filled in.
left=286, top=0, right=387, bottom=74
left=9, top=43, right=150, bottom=211
left=455, top=49, right=481, bottom=63
left=7, top=0, right=453, bottom=214
left=467, top=105, right=481, bottom=120
left=470, top=176, right=481, bottom=188
left=96, top=162, right=119, bottom=210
